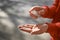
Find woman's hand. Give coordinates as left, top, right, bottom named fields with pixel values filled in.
left=29, top=6, right=45, bottom=19
left=18, top=24, right=48, bottom=35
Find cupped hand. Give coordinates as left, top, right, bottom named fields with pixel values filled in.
left=29, top=6, right=45, bottom=19
left=18, top=24, right=48, bottom=35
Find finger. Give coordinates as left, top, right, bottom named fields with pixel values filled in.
left=31, top=26, right=40, bottom=32
left=23, top=24, right=36, bottom=28
left=18, top=24, right=31, bottom=29
left=31, top=31, right=41, bottom=35
left=30, top=26, right=41, bottom=35
left=30, top=12, right=38, bottom=19
left=19, top=27, right=32, bottom=33
left=29, top=8, right=39, bottom=18
left=29, top=6, right=42, bottom=19
left=18, top=24, right=37, bottom=30
left=29, top=6, right=42, bottom=11
left=18, top=25, right=32, bottom=30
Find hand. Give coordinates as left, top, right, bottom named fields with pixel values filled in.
left=56, top=22, right=60, bottom=28
left=18, top=24, right=48, bottom=35
left=29, top=6, right=45, bottom=19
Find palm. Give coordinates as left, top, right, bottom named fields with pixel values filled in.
left=18, top=24, right=48, bottom=35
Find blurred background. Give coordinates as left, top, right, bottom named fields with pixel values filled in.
left=0, top=0, right=53, bottom=40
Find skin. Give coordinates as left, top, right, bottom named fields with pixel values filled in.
left=19, top=24, right=48, bottom=34
left=18, top=0, right=60, bottom=40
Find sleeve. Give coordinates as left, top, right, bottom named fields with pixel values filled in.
left=42, top=6, right=54, bottom=18
left=46, top=23, right=58, bottom=33
left=49, top=0, right=59, bottom=14
left=53, top=0, right=59, bottom=7
left=56, top=0, right=60, bottom=13
left=50, top=0, right=59, bottom=12
left=46, top=22, right=60, bottom=32
left=42, top=0, right=59, bottom=18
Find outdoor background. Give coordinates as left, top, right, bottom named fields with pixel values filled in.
left=0, top=0, right=54, bottom=40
